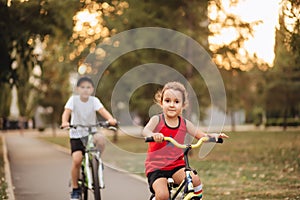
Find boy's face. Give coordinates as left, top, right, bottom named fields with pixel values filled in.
left=77, top=81, right=94, bottom=99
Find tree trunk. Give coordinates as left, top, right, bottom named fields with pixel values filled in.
left=230, top=110, right=236, bottom=132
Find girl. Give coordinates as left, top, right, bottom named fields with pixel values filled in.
left=143, top=81, right=228, bottom=200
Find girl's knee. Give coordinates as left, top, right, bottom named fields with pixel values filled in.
left=155, top=190, right=169, bottom=200
left=153, top=180, right=169, bottom=200
left=192, top=174, right=201, bottom=186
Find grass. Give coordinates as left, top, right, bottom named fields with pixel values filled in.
left=42, top=136, right=70, bottom=149
left=0, top=136, right=8, bottom=199
left=40, top=131, right=300, bottom=199
left=190, top=131, right=300, bottom=199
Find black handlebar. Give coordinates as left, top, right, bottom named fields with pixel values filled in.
left=60, top=121, right=118, bottom=130
left=145, top=136, right=155, bottom=142
left=145, top=136, right=223, bottom=144
left=207, top=137, right=223, bottom=143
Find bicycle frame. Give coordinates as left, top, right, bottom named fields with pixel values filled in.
left=83, top=131, right=104, bottom=190
left=145, top=136, right=223, bottom=200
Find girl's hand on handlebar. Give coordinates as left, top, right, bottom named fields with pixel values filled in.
left=219, top=133, right=229, bottom=138
left=208, top=133, right=229, bottom=141
left=152, top=133, right=164, bottom=143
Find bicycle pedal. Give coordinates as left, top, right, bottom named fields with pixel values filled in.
left=167, top=178, right=174, bottom=188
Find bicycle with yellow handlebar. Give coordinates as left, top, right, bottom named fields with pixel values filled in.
left=145, top=135, right=223, bottom=200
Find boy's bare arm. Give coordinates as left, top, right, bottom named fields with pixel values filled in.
left=97, top=108, right=117, bottom=125
left=61, top=109, right=72, bottom=127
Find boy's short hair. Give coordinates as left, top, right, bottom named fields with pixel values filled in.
left=76, top=76, right=94, bottom=87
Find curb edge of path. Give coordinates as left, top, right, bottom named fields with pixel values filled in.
left=2, top=134, right=15, bottom=200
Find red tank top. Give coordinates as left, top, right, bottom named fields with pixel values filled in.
left=145, top=114, right=186, bottom=176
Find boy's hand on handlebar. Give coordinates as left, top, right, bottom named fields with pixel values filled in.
left=60, top=122, right=70, bottom=129
left=152, top=133, right=164, bottom=143
left=107, top=118, right=118, bottom=126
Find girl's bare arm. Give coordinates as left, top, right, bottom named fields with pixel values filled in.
left=186, top=120, right=207, bottom=139
left=142, top=115, right=164, bottom=142
left=186, top=120, right=229, bottom=140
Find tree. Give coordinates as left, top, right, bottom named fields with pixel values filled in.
left=90, top=0, right=213, bottom=124
left=0, top=83, right=11, bottom=129
left=265, top=0, right=300, bottom=129
left=282, top=0, right=300, bottom=64
left=0, top=0, right=81, bottom=131
left=207, top=0, right=263, bottom=130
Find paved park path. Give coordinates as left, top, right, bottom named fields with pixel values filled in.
left=5, top=131, right=151, bottom=200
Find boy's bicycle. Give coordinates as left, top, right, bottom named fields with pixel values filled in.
left=63, top=121, right=117, bottom=200
left=145, top=135, right=223, bottom=200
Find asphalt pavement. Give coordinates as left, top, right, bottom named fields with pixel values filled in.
left=5, top=131, right=151, bottom=200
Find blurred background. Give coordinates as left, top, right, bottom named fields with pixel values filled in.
left=0, top=0, right=299, bottom=134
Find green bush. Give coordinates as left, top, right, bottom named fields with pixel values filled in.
left=252, top=107, right=264, bottom=126
left=266, top=118, right=300, bottom=127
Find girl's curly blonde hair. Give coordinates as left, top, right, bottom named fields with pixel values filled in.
left=154, top=82, right=189, bottom=108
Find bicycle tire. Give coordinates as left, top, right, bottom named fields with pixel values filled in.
left=81, top=181, right=88, bottom=200
left=80, top=166, right=88, bottom=200
left=92, top=156, right=101, bottom=200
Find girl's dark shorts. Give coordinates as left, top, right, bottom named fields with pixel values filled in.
left=70, top=137, right=88, bottom=155
left=147, top=165, right=185, bottom=193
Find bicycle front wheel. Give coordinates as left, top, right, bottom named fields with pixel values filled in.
left=92, top=156, right=101, bottom=200
left=80, top=179, right=88, bottom=200
left=79, top=165, right=88, bottom=200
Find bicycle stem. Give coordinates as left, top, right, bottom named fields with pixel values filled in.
left=183, top=146, right=192, bottom=169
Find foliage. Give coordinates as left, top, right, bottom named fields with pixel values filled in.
left=208, top=0, right=264, bottom=71
left=92, top=0, right=213, bottom=124
left=0, top=0, right=299, bottom=129
left=206, top=0, right=266, bottom=130
left=0, top=83, right=11, bottom=118
left=0, top=177, right=7, bottom=200
left=69, top=0, right=129, bottom=63
left=265, top=1, right=300, bottom=128
left=266, top=118, right=300, bottom=127
left=0, top=0, right=81, bottom=124
left=281, top=0, right=300, bottom=65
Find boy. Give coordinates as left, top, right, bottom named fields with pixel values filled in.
left=61, top=76, right=117, bottom=200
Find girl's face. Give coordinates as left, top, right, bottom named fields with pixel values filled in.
left=77, top=81, right=94, bottom=100
left=161, top=89, right=184, bottom=118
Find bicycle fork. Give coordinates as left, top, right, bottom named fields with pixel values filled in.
left=84, top=152, right=93, bottom=189
left=95, top=152, right=105, bottom=189
left=84, top=150, right=105, bottom=191
left=184, top=170, right=194, bottom=193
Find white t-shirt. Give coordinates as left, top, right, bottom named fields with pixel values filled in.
left=65, top=95, right=104, bottom=138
